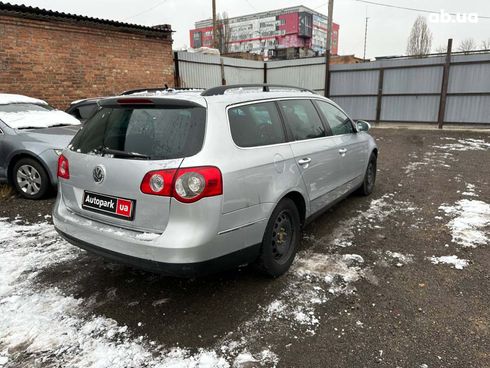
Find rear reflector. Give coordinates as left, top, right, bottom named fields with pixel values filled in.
left=57, top=154, right=70, bottom=179
left=140, top=166, right=222, bottom=203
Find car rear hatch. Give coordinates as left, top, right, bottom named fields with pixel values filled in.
left=59, top=96, right=207, bottom=233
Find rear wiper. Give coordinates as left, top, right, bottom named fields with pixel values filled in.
left=101, top=147, right=151, bottom=160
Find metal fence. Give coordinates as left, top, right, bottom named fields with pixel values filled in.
left=174, top=51, right=490, bottom=126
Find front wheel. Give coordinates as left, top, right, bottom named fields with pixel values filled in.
left=12, top=158, right=50, bottom=200
left=256, top=198, right=301, bottom=278
left=357, top=153, right=377, bottom=196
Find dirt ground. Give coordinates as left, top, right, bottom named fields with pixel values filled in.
left=0, top=128, right=489, bottom=368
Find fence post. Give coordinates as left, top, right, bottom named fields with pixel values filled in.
left=220, top=58, right=226, bottom=85
left=263, top=62, right=268, bottom=84
left=375, top=68, right=384, bottom=125
left=324, top=54, right=331, bottom=97
left=173, top=51, right=181, bottom=88
left=437, top=38, right=453, bottom=129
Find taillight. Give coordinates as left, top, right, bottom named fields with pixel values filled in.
left=140, top=169, right=176, bottom=196
left=140, top=166, right=222, bottom=203
left=57, top=154, right=70, bottom=179
left=173, top=167, right=222, bottom=203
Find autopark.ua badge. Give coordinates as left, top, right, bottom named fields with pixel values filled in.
left=82, top=191, right=135, bottom=220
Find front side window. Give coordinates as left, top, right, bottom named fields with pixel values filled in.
left=277, top=100, right=326, bottom=141
left=70, top=106, right=206, bottom=160
left=228, top=102, right=285, bottom=147
left=316, top=101, right=354, bottom=136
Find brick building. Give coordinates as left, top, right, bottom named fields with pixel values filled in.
left=0, top=3, right=173, bottom=108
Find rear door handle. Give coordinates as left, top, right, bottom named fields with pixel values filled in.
left=339, top=148, right=347, bottom=155
left=298, top=158, right=312, bottom=166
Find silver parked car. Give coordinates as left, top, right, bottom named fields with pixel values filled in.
left=53, top=85, right=377, bottom=277
left=0, top=94, right=81, bottom=199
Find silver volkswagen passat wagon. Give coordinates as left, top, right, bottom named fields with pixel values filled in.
left=53, top=85, right=378, bottom=277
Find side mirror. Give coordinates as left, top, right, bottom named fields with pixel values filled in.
left=356, top=120, right=371, bottom=132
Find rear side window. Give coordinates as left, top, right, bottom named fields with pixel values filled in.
left=316, top=101, right=354, bottom=135
left=70, top=106, right=206, bottom=160
left=75, top=104, right=98, bottom=121
left=277, top=100, right=326, bottom=141
left=228, top=102, right=285, bottom=147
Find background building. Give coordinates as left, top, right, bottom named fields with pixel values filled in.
left=190, top=5, right=339, bottom=57
left=0, top=3, right=173, bottom=108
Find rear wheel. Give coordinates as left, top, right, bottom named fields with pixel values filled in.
left=357, top=153, right=377, bottom=196
left=12, top=158, right=50, bottom=200
left=256, top=198, right=301, bottom=277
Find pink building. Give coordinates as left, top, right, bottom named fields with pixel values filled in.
left=190, top=5, right=339, bottom=56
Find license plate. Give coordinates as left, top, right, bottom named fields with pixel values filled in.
left=82, top=191, right=135, bottom=221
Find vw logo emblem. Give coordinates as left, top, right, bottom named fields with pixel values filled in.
left=93, top=165, right=105, bottom=184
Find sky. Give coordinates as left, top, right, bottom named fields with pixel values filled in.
left=5, top=0, right=490, bottom=58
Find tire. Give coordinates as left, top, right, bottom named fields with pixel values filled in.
left=357, top=153, right=377, bottom=196
left=256, top=198, right=301, bottom=278
left=12, top=158, right=50, bottom=200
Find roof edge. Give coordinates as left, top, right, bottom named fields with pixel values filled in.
left=0, top=2, right=172, bottom=36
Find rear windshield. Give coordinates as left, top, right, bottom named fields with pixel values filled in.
left=69, top=106, right=206, bottom=160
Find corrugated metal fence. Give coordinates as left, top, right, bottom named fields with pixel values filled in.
left=175, top=51, right=490, bottom=126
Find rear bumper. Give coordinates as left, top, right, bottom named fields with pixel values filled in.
left=56, top=229, right=260, bottom=277
left=53, top=191, right=268, bottom=275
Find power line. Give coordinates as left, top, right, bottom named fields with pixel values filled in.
left=122, top=0, right=169, bottom=21
left=244, top=0, right=257, bottom=11
left=354, top=0, right=490, bottom=19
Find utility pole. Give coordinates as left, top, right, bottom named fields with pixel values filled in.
left=363, top=16, right=369, bottom=61
left=437, top=38, right=453, bottom=129
left=324, top=0, right=334, bottom=97
left=212, top=0, right=218, bottom=49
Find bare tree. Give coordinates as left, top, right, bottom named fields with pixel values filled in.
left=481, top=39, right=490, bottom=50
left=406, top=16, right=433, bottom=56
left=216, top=12, right=231, bottom=54
left=434, top=45, right=447, bottom=54
left=458, top=38, right=477, bottom=54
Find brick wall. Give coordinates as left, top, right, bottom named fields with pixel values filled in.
left=0, top=14, right=173, bottom=109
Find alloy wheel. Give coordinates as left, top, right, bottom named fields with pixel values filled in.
left=16, top=164, right=42, bottom=196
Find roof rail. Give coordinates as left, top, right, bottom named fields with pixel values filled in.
left=121, top=87, right=204, bottom=95
left=201, top=84, right=315, bottom=96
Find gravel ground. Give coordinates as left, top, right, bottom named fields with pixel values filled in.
left=0, top=128, right=489, bottom=368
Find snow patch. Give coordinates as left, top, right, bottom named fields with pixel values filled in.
left=433, top=138, right=490, bottom=151
left=0, top=219, right=267, bottom=367
left=329, top=193, right=417, bottom=249
left=135, top=232, right=161, bottom=241
left=384, top=251, right=414, bottom=266
left=261, top=253, right=371, bottom=333
left=403, top=150, right=454, bottom=176
left=0, top=93, right=47, bottom=105
left=427, top=255, right=469, bottom=270
left=0, top=110, right=80, bottom=129
left=232, top=350, right=277, bottom=368
left=462, top=183, right=478, bottom=197
left=439, top=199, right=490, bottom=248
